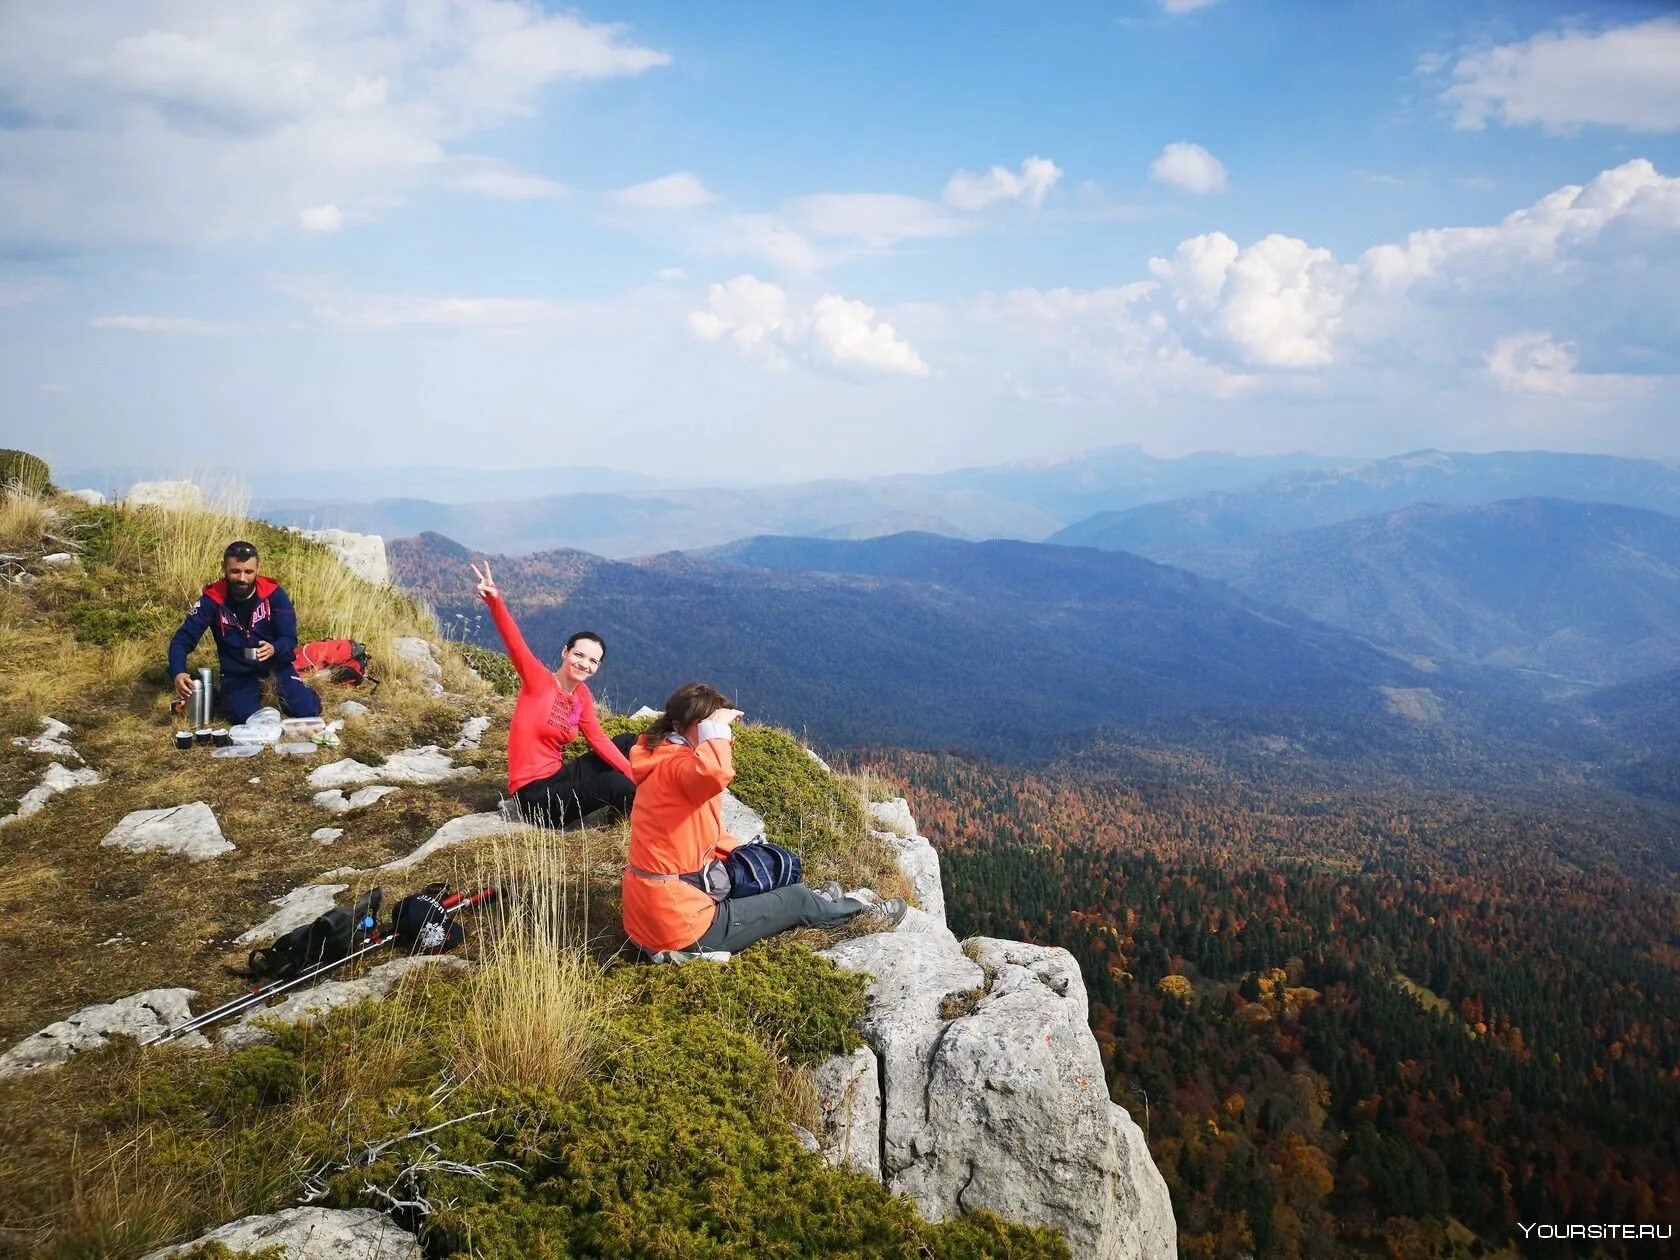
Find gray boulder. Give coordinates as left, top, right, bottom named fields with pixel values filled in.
left=340, top=699, right=372, bottom=718
left=139, top=1207, right=420, bottom=1260
left=721, top=789, right=767, bottom=845
left=312, top=826, right=345, bottom=844
left=234, top=884, right=349, bottom=946
left=811, top=1044, right=881, bottom=1179
left=309, top=747, right=476, bottom=788
left=66, top=488, right=106, bottom=505
left=101, top=802, right=233, bottom=861
left=875, top=829, right=945, bottom=925
left=290, top=527, right=390, bottom=586
left=0, top=761, right=104, bottom=829
left=377, top=810, right=516, bottom=871
left=0, top=988, right=202, bottom=1080
left=312, top=785, right=402, bottom=814
left=868, top=797, right=917, bottom=837
left=126, top=479, right=204, bottom=511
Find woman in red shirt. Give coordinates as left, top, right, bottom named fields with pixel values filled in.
left=472, top=560, right=637, bottom=827
left=623, top=681, right=908, bottom=960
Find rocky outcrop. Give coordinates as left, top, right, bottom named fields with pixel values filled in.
left=0, top=762, right=104, bottom=829
left=101, top=802, right=234, bottom=861
left=722, top=790, right=766, bottom=844
left=11, top=716, right=80, bottom=760
left=0, top=988, right=203, bottom=1080
left=290, top=527, right=390, bottom=586
left=452, top=715, right=491, bottom=750
left=376, top=811, right=515, bottom=871
left=392, top=637, right=445, bottom=696
left=313, top=785, right=403, bottom=814
left=309, top=747, right=476, bottom=789
left=233, top=883, right=349, bottom=946
left=139, top=1207, right=421, bottom=1260
left=125, top=480, right=205, bottom=511
left=815, top=796, right=1176, bottom=1260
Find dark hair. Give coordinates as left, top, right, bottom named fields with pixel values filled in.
left=224, top=540, right=259, bottom=561
left=644, top=682, right=734, bottom=746
left=565, top=630, right=606, bottom=661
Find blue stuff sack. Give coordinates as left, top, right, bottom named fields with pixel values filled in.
left=723, top=840, right=803, bottom=898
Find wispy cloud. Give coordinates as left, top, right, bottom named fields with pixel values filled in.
left=91, top=315, right=235, bottom=334
left=612, top=172, right=715, bottom=210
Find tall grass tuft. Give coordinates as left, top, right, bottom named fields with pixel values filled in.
left=0, top=481, right=59, bottom=552
left=462, top=824, right=619, bottom=1094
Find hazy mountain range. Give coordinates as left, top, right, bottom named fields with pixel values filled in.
left=1156, top=497, right=1680, bottom=685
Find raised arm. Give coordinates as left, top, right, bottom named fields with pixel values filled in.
left=472, top=560, right=545, bottom=688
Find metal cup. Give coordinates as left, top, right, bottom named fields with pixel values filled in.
left=195, top=728, right=213, bottom=746
left=213, top=729, right=231, bottom=747
left=242, top=645, right=260, bottom=663
left=174, top=731, right=192, bottom=751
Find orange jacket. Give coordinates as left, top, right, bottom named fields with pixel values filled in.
left=621, top=731, right=740, bottom=953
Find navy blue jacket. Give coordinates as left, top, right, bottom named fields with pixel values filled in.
left=168, top=576, right=300, bottom=679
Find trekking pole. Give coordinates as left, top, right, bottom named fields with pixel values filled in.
left=145, top=887, right=498, bottom=1046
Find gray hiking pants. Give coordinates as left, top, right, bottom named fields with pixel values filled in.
left=691, top=885, right=867, bottom=954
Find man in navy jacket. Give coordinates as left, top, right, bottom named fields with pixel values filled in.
left=169, top=540, right=322, bottom=723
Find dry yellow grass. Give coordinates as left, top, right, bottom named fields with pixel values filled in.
left=0, top=481, right=59, bottom=552
left=459, top=824, right=621, bottom=1093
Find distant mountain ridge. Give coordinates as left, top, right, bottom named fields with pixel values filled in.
left=1052, top=449, right=1680, bottom=556
left=1160, top=498, right=1680, bottom=685
left=393, top=529, right=1455, bottom=757
left=258, top=445, right=1341, bottom=558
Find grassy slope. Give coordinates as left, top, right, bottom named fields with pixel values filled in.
left=0, top=485, right=1054, bottom=1259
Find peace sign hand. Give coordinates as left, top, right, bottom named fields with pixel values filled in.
left=471, top=560, right=500, bottom=601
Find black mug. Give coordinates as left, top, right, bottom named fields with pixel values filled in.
left=213, top=729, right=231, bottom=747
left=195, top=728, right=213, bottom=746
left=174, top=731, right=192, bottom=751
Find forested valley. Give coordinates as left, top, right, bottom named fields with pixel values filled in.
left=846, top=747, right=1680, bottom=1258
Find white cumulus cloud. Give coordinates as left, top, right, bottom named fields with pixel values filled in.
left=612, top=172, right=716, bottom=210
left=942, top=156, right=1063, bottom=210
left=1440, top=18, right=1680, bottom=133
left=689, top=275, right=928, bottom=377
left=1149, top=142, right=1228, bottom=195
left=1486, top=331, right=1579, bottom=393
left=91, top=315, right=233, bottom=334
left=299, top=204, right=344, bottom=233
left=0, top=1, right=670, bottom=248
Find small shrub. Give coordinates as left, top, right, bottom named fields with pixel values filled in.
left=0, top=449, right=51, bottom=493
left=457, top=641, right=519, bottom=696
left=0, top=481, right=58, bottom=551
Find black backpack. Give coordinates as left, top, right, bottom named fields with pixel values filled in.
left=390, top=882, right=466, bottom=953
left=245, top=888, right=383, bottom=981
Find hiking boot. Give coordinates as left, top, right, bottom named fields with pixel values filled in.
left=860, top=897, right=909, bottom=930
left=816, top=880, right=844, bottom=902
left=650, top=948, right=732, bottom=964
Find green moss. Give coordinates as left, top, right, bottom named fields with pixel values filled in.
left=170, top=1245, right=287, bottom=1260
left=457, top=642, right=519, bottom=697
left=731, top=727, right=872, bottom=870
left=0, top=449, right=51, bottom=493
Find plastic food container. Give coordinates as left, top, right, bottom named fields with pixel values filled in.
left=211, top=744, right=262, bottom=759
left=275, top=742, right=319, bottom=757
left=228, top=723, right=282, bottom=745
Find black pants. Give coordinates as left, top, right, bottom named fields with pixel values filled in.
left=690, top=885, right=867, bottom=954
left=515, top=733, right=638, bottom=829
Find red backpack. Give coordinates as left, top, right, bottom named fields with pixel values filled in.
left=294, top=638, right=374, bottom=687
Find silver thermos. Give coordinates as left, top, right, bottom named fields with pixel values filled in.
left=196, top=666, right=213, bottom=727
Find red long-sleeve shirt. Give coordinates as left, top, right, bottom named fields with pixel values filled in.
left=482, top=590, right=633, bottom=793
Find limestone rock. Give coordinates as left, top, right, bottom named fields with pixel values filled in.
left=308, top=746, right=476, bottom=788
left=392, top=636, right=444, bottom=696
left=101, top=802, right=233, bottom=861
left=377, top=811, right=516, bottom=871
left=0, top=762, right=104, bottom=829
left=218, top=957, right=469, bottom=1050
left=290, top=527, right=390, bottom=586
left=721, top=790, right=766, bottom=845
left=312, top=785, right=402, bottom=814
left=868, top=797, right=917, bottom=837
left=11, top=716, right=79, bottom=760
left=875, top=829, right=946, bottom=926
left=339, top=699, right=371, bottom=718
left=234, top=884, right=349, bottom=946
left=812, top=1045, right=881, bottom=1179
left=806, top=747, right=833, bottom=772
left=630, top=705, right=662, bottom=719
left=139, top=1207, right=421, bottom=1260
left=39, top=551, right=78, bottom=567
left=452, top=715, right=491, bottom=750
left=0, top=988, right=203, bottom=1081
left=311, top=826, right=345, bottom=844
left=66, top=488, right=106, bottom=505
left=126, top=479, right=205, bottom=511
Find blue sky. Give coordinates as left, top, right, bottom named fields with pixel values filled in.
left=2, top=0, right=1678, bottom=485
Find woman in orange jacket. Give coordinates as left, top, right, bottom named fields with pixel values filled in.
left=622, top=682, right=907, bottom=959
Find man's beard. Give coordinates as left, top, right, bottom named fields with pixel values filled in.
left=227, top=580, right=255, bottom=597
